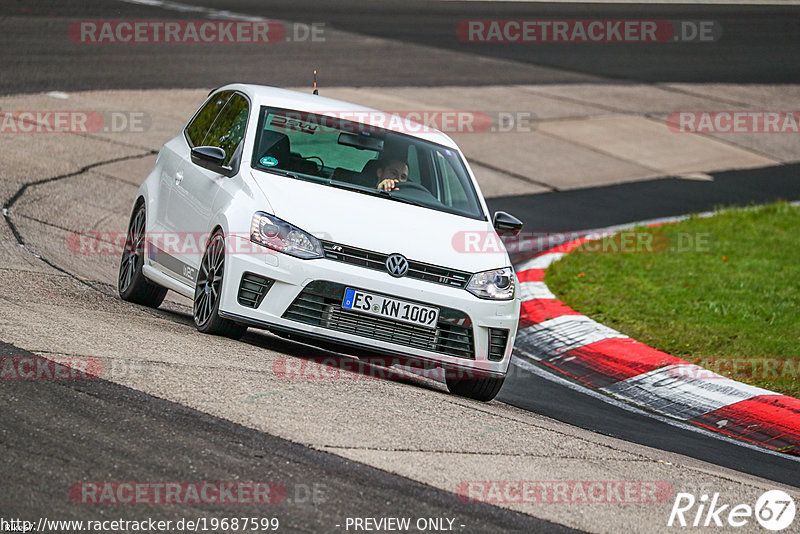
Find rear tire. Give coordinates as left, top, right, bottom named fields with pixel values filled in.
left=118, top=202, right=167, bottom=307
left=446, top=374, right=505, bottom=402
left=193, top=230, right=247, bottom=340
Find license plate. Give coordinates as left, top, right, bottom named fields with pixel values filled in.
left=342, top=288, right=439, bottom=329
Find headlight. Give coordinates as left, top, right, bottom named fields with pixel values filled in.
left=250, top=212, right=323, bottom=259
left=466, top=267, right=515, bottom=300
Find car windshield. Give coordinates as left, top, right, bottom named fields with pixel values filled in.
left=250, top=107, right=486, bottom=220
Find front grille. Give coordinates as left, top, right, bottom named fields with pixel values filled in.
left=282, top=281, right=475, bottom=359
left=237, top=272, right=274, bottom=308
left=488, top=328, right=510, bottom=362
left=320, top=241, right=471, bottom=289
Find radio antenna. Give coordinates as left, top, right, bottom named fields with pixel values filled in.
left=313, top=70, right=318, bottom=95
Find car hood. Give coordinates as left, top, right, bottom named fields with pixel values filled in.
left=250, top=169, right=511, bottom=272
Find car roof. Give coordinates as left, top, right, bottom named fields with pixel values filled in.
left=217, top=83, right=460, bottom=149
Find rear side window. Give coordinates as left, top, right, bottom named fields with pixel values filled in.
left=185, top=90, right=233, bottom=147
left=200, top=93, right=250, bottom=166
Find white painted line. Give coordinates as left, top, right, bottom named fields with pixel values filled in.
left=515, top=315, right=626, bottom=359
left=511, top=357, right=800, bottom=462
left=676, top=172, right=714, bottom=181
left=46, top=91, right=69, bottom=99
left=518, top=281, right=556, bottom=301
left=515, top=252, right=564, bottom=271
left=604, top=364, right=775, bottom=420
left=118, top=0, right=266, bottom=21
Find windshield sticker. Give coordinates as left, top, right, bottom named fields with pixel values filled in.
left=260, top=156, right=279, bottom=167
left=270, top=115, right=317, bottom=134
left=443, top=149, right=455, bottom=157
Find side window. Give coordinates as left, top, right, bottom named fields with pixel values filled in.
left=185, top=90, right=233, bottom=147
left=406, top=145, right=420, bottom=183
left=201, top=93, right=250, bottom=166
left=434, top=151, right=469, bottom=206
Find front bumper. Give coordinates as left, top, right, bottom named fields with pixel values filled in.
left=219, top=237, right=520, bottom=375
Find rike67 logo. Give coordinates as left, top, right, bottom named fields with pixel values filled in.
left=668, top=490, right=796, bottom=531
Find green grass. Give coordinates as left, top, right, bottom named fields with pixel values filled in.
left=545, top=202, right=800, bottom=398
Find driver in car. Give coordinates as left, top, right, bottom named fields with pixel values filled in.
left=374, top=159, right=409, bottom=191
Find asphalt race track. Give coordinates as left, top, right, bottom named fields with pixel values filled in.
left=2, top=0, right=800, bottom=94
left=0, top=341, right=573, bottom=533
left=1, top=0, right=799, bottom=532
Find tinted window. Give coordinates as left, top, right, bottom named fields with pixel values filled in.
left=201, top=93, right=249, bottom=166
left=185, top=90, right=233, bottom=147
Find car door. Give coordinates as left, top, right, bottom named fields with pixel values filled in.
left=164, top=91, right=249, bottom=285
left=156, top=91, right=232, bottom=237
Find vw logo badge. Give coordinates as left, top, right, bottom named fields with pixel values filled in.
left=386, top=253, right=409, bottom=278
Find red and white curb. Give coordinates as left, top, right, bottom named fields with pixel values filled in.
left=512, top=235, right=800, bottom=456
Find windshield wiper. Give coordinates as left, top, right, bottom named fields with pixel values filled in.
left=260, top=167, right=300, bottom=180
left=260, top=167, right=332, bottom=186
left=382, top=193, right=430, bottom=208
left=327, top=180, right=432, bottom=208
left=327, top=180, right=382, bottom=196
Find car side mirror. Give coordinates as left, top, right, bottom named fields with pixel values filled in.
left=191, top=146, right=233, bottom=176
left=493, top=211, right=524, bottom=236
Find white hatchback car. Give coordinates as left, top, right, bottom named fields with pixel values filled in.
left=119, top=84, right=523, bottom=401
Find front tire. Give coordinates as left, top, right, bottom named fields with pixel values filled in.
left=193, top=230, right=247, bottom=340
left=446, top=374, right=505, bottom=402
left=118, top=202, right=167, bottom=307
